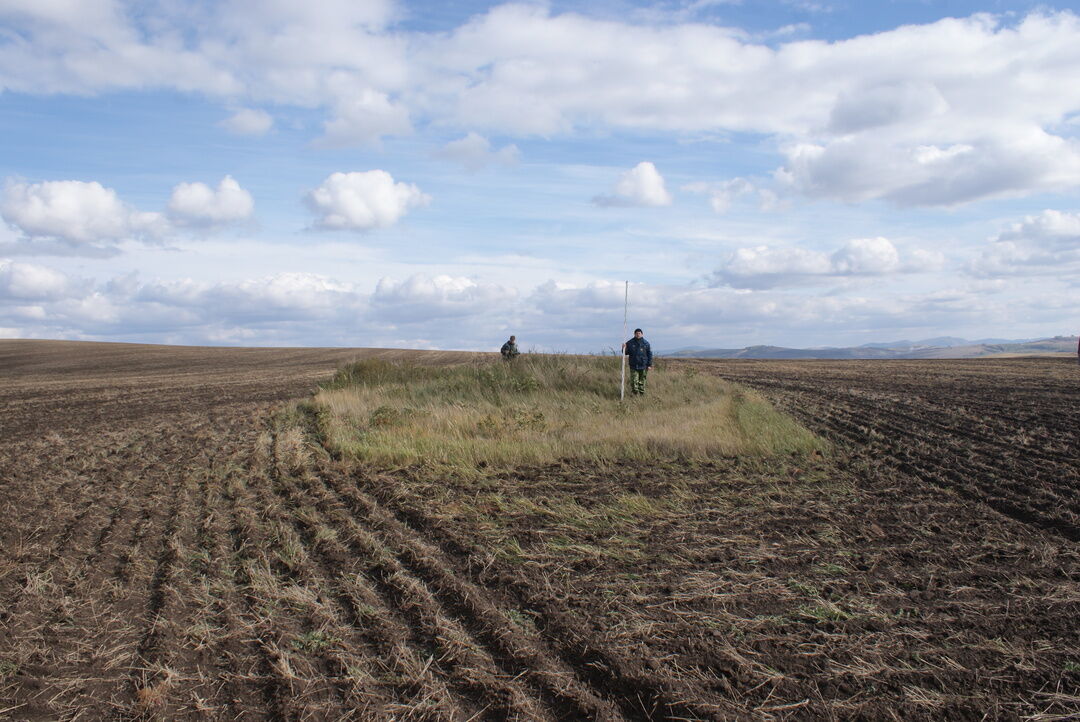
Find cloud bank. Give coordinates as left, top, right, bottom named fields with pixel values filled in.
left=5, top=6, right=1080, bottom=205
left=711, top=237, right=945, bottom=289
left=968, top=209, right=1080, bottom=278
left=1, top=252, right=1073, bottom=350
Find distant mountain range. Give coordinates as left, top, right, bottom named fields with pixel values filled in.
left=663, top=336, right=1079, bottom=360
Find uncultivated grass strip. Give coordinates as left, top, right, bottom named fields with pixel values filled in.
left=311, top=356, right=824, bottom=473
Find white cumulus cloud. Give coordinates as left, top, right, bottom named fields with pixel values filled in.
left=830, top=237, right=901, bottom=274
left=968, top=209, right=1080, bottom=278
left=320, top=90, right=412, bottom=147
left=777, top=131, right=1080, bottom=207
left=305, top=171, right=430, bottom=231
left=0, top=259, right=76, bottom=300
left=530, top=280, right=647, bottom=315
left=167, top=176, right=254, bottom=227
left=594, top=162, right=673, bottom=207
left=1, top=179, right=165, bottom=244
left=136, top=272, right=359, bottom=321
left=711, top=237, right=942, bottom=289
left=372, top=274, right=517, bottom=322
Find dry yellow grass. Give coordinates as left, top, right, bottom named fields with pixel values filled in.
left=306, top=355, right=824, bottom=472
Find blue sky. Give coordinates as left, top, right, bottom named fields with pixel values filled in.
left=1, top=0, right=1078, bottom=351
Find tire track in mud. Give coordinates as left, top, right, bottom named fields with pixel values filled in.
left=312, top=458, right=728, bottom=721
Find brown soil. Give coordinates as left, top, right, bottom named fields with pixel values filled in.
left=681, top=357, right=1080, bottom=542
left=1, top=341, right=1077, bottom=720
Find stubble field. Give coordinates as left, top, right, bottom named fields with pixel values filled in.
left=1, top=340, right=1077, bottom=720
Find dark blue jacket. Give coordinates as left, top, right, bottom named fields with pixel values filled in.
left=624, top=337, right=653, bottom=370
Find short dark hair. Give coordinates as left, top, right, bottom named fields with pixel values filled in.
left=634, top=328, right=643, bottom=334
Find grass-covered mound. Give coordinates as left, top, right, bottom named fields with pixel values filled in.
left=309, top=355, right=824, bottom=472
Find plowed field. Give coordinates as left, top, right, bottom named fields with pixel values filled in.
left=688, top=358, right=1079, bottom=543
left=1, top=341, right=1077, bottom=720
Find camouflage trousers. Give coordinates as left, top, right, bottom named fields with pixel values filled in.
left=629, top=368, right=648, bottom=395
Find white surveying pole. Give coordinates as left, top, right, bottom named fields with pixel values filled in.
left=620, top=280, right=628, bottom=401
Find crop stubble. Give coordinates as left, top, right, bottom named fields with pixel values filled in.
left=1, top=341, right=1077, bottom=720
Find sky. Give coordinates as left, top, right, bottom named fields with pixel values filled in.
left=1, top=0, right=1078, bottom=353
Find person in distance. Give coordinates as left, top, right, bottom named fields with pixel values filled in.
left=501, top=335, right=520, bottom=361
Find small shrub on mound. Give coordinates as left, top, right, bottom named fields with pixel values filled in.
left=312, top=355, right=824, bottom=472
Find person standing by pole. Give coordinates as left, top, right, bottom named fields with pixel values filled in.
left=622, top=328, right=653, bottom=396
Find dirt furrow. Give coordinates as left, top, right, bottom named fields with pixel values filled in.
left=700, top=363, right=1080, bottom=543
left=226, top=446, right=339, bottom=720
left=2, top=468, right=133, bottom=625
left=3, top=437, right=152, bottom=615
left=860, top=407, right=1077, bottom=516
left=265, top=431, right=492, bottom=720
left=274, top=474, right=567, bottom=719
left=1, top=424, right=199, bottom=720
left=4, top=345, right=1077, bottom=721
left=108, top=425, right=205, bottom=587
left=817, top=389, right=1079, bottom=491
left=812, top=410, right=1080, bottom=542
left=319, top=462, right=731, bottom=721
left=126, top=445, right=213, bottom=719
left=170, top=443, right=267, bottom=720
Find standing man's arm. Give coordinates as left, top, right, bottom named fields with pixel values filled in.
left=646, top=341, right=653, bottom=369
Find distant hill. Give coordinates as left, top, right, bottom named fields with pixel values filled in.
left=663, top=336, right=1078, bottom=360
left=855, top=336, right=1037, bottom=351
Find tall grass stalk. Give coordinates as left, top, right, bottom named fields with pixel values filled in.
left=311, top=355, right=824, bottom=473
